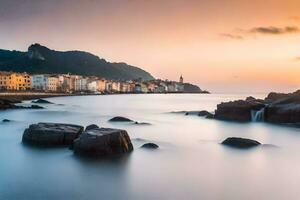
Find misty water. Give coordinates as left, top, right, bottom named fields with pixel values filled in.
left=1, top=94, right=300, bottom=200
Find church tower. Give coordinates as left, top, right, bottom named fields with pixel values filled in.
left=179, top=75, right=183, bottom=84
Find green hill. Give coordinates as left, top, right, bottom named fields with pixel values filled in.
left=0, top=44, right=154, bottom=81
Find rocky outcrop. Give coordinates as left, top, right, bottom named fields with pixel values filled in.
left=264, top=94, right=300, bottom=124
left=0, top=99, right=18, bottom=110
left=22, top=123, right=84, bottom=146
left=214, top=90, right=300, bottom=124
left=185, top=110, right=212, bottom=117
left=85, top=124, right=99, bottom=131
left=264, top=90, right=300, bottom=104
left=73, top=128, right=133, bottom=157
left=109, top=116, right=133, bottom=122
left=0, top=98, right=44, bottom=110
left=141, top=143, right=159, bottom=149
left=171, top=110, right=214, bottom=118
left=215, top=100, right=265, bottom=122
left=32, top=99, right=53, bottom=104
left=221, top=137, right=261, bottom=149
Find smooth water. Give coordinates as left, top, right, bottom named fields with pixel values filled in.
left=1, top=94, right=300, bottom=200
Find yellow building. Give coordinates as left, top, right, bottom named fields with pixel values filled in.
left=0, top=71, right=12, bottom=90
left=47, top=76, right=59, bottom=91
left=0, top=71, right=31, bottom=91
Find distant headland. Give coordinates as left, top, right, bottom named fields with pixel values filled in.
left=0, top=44, right=208, bottom=95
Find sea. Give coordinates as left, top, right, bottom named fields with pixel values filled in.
left=0, top=93, right=300, bottom=200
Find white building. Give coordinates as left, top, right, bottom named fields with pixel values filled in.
left=87, top=81, right=97, bottom=92
left=31, top=75, right=48, bottom=91
left=31, top=74, right=58, bottom=92
left=75, top=78, right=88, bottom=91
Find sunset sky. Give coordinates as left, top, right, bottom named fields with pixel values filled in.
left=0, top=0, right=300, bottom=93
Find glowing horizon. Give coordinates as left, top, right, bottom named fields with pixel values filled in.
left=0, top=0, right=299, bottom=93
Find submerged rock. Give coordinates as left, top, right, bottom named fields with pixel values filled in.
left=184, top=110, right=213, bottom=117
left=0, top=99, right=18, bottom=110
left=141, top=143, right=159, bottom=149
left=205, top=113, right=214, bottom=119
left=134, top=122, right=151, bottom=125
left=32, top=99, right=53, bottom=104
left=221, top=137, right=261, bottom=149
left=169, top=111, right=187, bottom=114
left=185, top=111, right=201, bottom=116
left=22, top=123, right=84, bottom=146
left=109, top=116, right=133, bottom=122
left=198, top=110, right=212, bottom=117
left=73, top=128, right=133, bottom=157
left=15, top=105, right=44, bottom=109
left=85, top=124, right=99, bottom=131
left=29, top=105, right=44, bottom=109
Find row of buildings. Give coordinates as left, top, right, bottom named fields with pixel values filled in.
left=0, top=71, right=186, bottom=94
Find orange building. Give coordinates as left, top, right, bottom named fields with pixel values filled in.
left=0, top=71, right=31, bottom=90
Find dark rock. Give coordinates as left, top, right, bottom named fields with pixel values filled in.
left=205, top=113, right=214, bottom=119
left=185, top=111, right=200, bottom=115
left=198, top=110, right=212, bottom=117
left=215, top=100, right=265, bottom=122
left=169, top=111, right=187, bottom=114
left=0, top=99, right=17, bottom=110
left=15, top=105, right=44, bottom=109
left=109, top=116, right=133, bottom=122
left=29, top=105, right=44, bottom=109
left=141, top=143, right=159, bottom=149
left=134, top=122, right=151, bottom=125
left=264, top=93, right=300, bottom=124
left=221, top=137, right=261, bottom=149
left=264, top=92, right=290, bottom=104
left=2, top=119, right=10, bottom=122
left=246, top=96, right=256, bottom=101
left=246, top=96, right=266, bottom=104
left=184, top=110, right=213, bottom=117
left=85, top=124, right=99, bottom=131
left=22, top=123, right=84, bottom=146
left=32, top=99, right=53, bottom=104
left=73, top=128, right=133, bottom=157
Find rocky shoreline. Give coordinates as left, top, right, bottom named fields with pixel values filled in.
left=214, top=90, right=300, bottom=124
left=0, top=93, right=72, bottom=110
left=171, top=90, right=300, bottom=126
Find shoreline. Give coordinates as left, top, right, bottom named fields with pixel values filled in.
left=0, top=92, right=75, bottom=101
left=0, top=91, right=210, bottom=101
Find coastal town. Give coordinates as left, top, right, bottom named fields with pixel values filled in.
left=0, top=71, right=204, bottom=94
